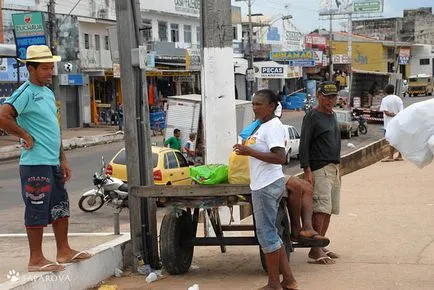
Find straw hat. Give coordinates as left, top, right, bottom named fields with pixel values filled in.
left=18, top=45, right=61, bottom=63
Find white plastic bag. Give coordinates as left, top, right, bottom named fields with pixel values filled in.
left=385, top=99, right=434, bottom=168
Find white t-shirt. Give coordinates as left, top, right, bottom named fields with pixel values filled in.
left=274, top=102, right=282, bottom=118
left=380, top=94, right=404, bottom=130
left=246, top=117, right=286, bottom=191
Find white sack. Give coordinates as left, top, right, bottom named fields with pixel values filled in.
left=385, top=99, right=434, bottom=168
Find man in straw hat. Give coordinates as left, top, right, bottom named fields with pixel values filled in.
left=0, top=45, right=91, bottom=272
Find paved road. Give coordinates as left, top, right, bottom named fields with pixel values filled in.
left=0, top=95, right=431, bottom=233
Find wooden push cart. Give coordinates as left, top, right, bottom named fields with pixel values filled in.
left=131, top=184, right=313, bottom=274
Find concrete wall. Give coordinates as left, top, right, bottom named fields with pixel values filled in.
left=409, top=45, right=434, bottom=76
left=78, top=21, right=114, bottom=69
left=145, top=13, right=200, bottom=47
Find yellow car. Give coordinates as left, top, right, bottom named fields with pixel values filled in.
left=106, top=146, right=192, bottom=185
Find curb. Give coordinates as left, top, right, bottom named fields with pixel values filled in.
left=0, top=234, right=130, bottom=290
left=0, top=132, right=125, bottom=162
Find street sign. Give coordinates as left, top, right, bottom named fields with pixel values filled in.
left=288, top=59, right=315, bottom=67
left=12, top=12, right=47, bottom=59
left=353, top=0, right=383, bottom=13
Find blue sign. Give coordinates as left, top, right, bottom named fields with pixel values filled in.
left=398, top=56, right=409, bottom=65
left=67, top=74, right=83, bottom=86
left=0, top=58, right=29, bottom=82
left=267, top=27, right=280, bottom=41
left=289, top=59, right=315, bottom=67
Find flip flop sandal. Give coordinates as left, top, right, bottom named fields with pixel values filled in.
left=324, top=250, right=340, bottom=259
left=57, top=251, right=92, bottom=264
left=308, top=256, right=334, bottom=265
left=28, top=262, right=64, bottom=272
left=295, top=234, right=330, bottom=247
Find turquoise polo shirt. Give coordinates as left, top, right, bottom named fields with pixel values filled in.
left=6, top=80, right=61, bottom=166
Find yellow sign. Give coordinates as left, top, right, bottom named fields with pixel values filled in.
left=145, top=70, right=197, bottom=77
left=333, top=41, right=386, bottom=72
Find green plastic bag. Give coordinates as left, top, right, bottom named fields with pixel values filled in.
left=190, top=164, right=229, bottom=185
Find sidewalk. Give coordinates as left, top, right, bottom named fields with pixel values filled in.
left=98, top=159, right=434, bottom=290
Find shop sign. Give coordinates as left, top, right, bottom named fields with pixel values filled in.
left=333, top=54, right=350, bottom=64
left=174, top=0, right=200, bottom=15
left=287, top=66, right=302, bottom=78
left=0, top=58, right=29, bottom=81
left=147, top=51, right=156, bottom=68
left=12, top=11, right=46, bottom=59
left=398, top=47, right=411, bottom=65
left=270, top=50, right=315, bottom=67
left=68, top=74, right=83, bottom=85
left=146, top=70, right=195, bottom=77
left=305, top=35, right=327, bottom=46
left=113, top=63, right=120, bottom=78
left=174, top=75, right=195, bottom=82
left=186, top=48, right=200, bottom=71
left=314, top=51, right=323, bottom=65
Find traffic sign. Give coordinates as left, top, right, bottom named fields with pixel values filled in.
left=12, top=12, right=47, bottom=59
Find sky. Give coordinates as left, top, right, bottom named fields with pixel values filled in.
left=231, top=0, right=434, bottom=33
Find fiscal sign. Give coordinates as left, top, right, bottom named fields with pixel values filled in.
left=12, top=12, right=47, bottom=59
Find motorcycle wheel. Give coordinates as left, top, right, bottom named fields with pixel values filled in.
left=359, top=125, right=368, bottom=135
left=78, top=194, right=105, bottom=212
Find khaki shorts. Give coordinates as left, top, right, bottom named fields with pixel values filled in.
left=312, top=164, right=341, bottom=215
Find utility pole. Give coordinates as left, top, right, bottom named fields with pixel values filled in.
left=115, top=0, right=159, bottom=269
left=247, top=0, right=254, bottom=98
left=347, top=12, right=353, bottom=98
left=393, top=18, right=399, bottom=74
left=329, top=14, right=334, bottom=81
left=201, top=0, right=238, bottom=230
left=47, top=0, right=62, bottom=126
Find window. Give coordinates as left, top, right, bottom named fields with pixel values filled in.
left=233, top=26, right=238, bottom=40
left=95, top=34, right=100, bottom=50
left=196, top=26, right=201, bottom=44
left=287, top=127, right=295, bottom=139
left=104, top=35, right=109, bottom=50
left=170, top=23, right=179, bottom=42
left=143, top=19, right=152, bottom=42
left=175, top=152, right=189, bottom=167
left=184, top=25, right=192, bottom=43
left=158, top=21, right=167, bottom=41
left=420, top=58, right=430, bottom=65
left=165, top=152, right=179, bottom=169
left=84, top=33, right=89, bottom=49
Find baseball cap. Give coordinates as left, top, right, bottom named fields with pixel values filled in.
left=318, top=82, right=338, bottom=96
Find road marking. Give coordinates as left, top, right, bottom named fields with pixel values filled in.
left=0, top=232, right=129, bottom=237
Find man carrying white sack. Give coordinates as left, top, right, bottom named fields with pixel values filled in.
left=380, top=84, right=404, bottom=162
left=385, top=98, right=434, bottom=168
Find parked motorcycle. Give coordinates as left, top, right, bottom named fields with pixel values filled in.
left=78, top=157, right=128, bottom=212
left=303, top=94, right=314, bottom=113
left=353, top=113, right=368, bottom=135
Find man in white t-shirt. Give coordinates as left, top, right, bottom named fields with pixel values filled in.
left=380, top=84, right=404, bottom=162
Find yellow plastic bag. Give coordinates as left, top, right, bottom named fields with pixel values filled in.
left=228, top=151, right=250, bottom=184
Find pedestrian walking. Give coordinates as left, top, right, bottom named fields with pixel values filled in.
left=0, top=45, right=92, bottom=272
left=380, top=84, right=404, bottom=162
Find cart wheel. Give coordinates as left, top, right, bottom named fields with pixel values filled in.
left=259, top=203, right=291, bottom=272
left=160, top=210, right=194, bottom=274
